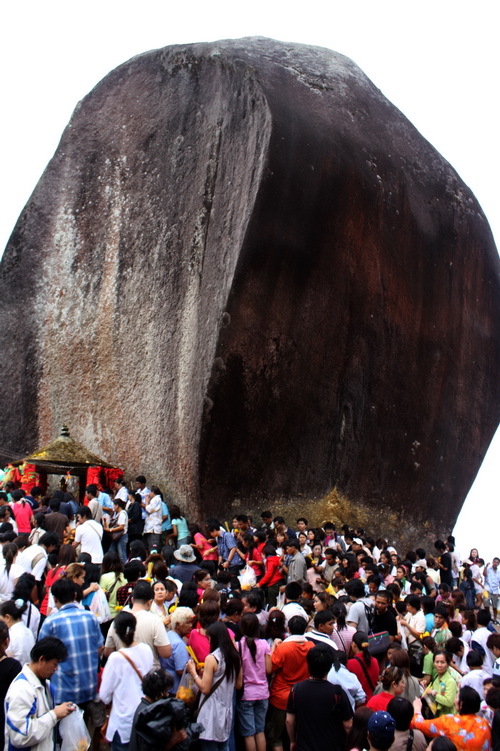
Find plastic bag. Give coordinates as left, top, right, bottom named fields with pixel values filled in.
left=175, top=666, right=199, bottom=706
left=89, top=588, right=111, bottom=624
left=238, top=564, right=257, bottom=590
left=59, top=708, right=91, bottom=751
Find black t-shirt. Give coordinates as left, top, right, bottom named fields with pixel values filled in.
left=286, top=679, right=353, bottom=751
left=439, top=552, right=454, bottom=586
left=372, top=610, right=398, bottom=637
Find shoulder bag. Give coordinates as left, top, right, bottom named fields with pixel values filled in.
left=354, top=655, right=376, bottom=693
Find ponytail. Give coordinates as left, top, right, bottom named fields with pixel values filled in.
left=114, top=611, right=137, bottom=647
left=353, top=630, right=372, bottom=666
left=2, top=543, right=18, bottom=576
left=239, top=613, right=260, bottom=662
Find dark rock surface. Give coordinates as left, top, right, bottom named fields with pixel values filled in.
left=1, top=37, right=499, bottom=544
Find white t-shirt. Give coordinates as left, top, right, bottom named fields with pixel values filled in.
left=0, top=561, right=25, bottom=602
left=75, top=520, right=104, bottom=563
left=7, top=620, right=35, bottom=665
left=99, top=642, right=154, bottom=743
left=105, top=608, right=170, bottom=669
left=17, top=545, right=48, bottom=581
left=403, top=610, right=426, bottom=644
left=281, top=601, right=309, bottom=626
left=116, top=510, right=128, bottom=534
left=471, top=626, right=494, bottom=674
left=115, top=487, right=129, bottom=505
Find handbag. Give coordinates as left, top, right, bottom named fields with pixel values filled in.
left=367, top=631, right=391, bottom=656
left=421, top=683, right=437, bottom=719
left=109, top=519, right=123, bottom=541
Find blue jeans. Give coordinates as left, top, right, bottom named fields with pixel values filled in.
left=111, top=731, right=128, bottom=751
left=201, top=742, right=229, bottom=751
left=109, top=533, right=128, bottom=564
left=238, top=698, right=269, bottom=736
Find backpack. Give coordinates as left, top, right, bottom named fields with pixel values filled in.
left=363, top=600, right=375, bottom=631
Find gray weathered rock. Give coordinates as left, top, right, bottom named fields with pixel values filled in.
left=1, top=38, right=499, bottom=544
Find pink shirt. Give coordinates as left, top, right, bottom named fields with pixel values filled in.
left=239, top=636, right=271, bottom=701
left=188, top=627, right=211, bottom=663
left=194, top=532, right=218, bottom=562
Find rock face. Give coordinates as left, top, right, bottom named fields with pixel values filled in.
left=1, top=38, right=499, bottom=544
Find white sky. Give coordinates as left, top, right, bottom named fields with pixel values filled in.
left=1, top=0, right=498, bottom=560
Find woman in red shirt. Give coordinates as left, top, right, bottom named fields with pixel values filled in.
left=40, top=543, right=76, bottom=617
left=242, top=532, right=265, bottom=579
left=190, top=524, right=218, bottom=576
left=366, top=666, right=405, bottom=711
left=188, top=599, right=220, bottom=664
left=347, top=631, right=380, bottom=699
left=11, top=492, right=34, bottom=534
left=256, top=543, right=284, bottom=608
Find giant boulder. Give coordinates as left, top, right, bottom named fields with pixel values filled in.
left=1, top=37, right=499, bottom=544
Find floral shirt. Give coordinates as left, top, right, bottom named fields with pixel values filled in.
left=413, top=712, right=491, bottom=751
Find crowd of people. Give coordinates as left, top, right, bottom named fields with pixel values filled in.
left=1, top=475, right=500, bottom=751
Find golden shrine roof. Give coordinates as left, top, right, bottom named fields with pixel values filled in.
left=17, top=426, right=115, bottom=468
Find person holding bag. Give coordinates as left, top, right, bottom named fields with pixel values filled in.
left=100, top=552, right=126, bottom=620
left=186, top=621, right=242, bottom=751
left=104, top=499, right=129, bottom=565
left=99, top=611, right=154, bottom=751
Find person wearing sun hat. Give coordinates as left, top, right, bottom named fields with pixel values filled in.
left=170, top=545, right=200, bottom=584
left=367, top=711, right=396, bottom=751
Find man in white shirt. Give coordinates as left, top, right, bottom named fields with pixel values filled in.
left=471, top=609, right=496, bottom=674
left=142, top=491, right=162, bottom=551
left=104, top=581, right=171, bottom=669
left=134, top=475, right=150, bottom=500
left=135, top=475, right=151, bottom=521
left=460, top=651, right=491, bottom=694
left=282, top=581, right=309, bottom=626
left=17, top=532, right=58, bottom=581
left=484, top=557, right=500, bottom=623
left=84, top=485, right=103, bottom=523
left=74, top=506, right=104, bottom=564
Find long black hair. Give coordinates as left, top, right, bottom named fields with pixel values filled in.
left=114, top=611, right=137, bottom=647
left=2, top=542, right=17, bottom=576
left=352, top=631, right=372, bottom=666
left=206, top=621, right=241, bottom=682
left=239, top=612, right=260, bottom=662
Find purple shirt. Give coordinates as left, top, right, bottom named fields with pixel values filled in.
left=239, top=637, right=271, bottom=701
